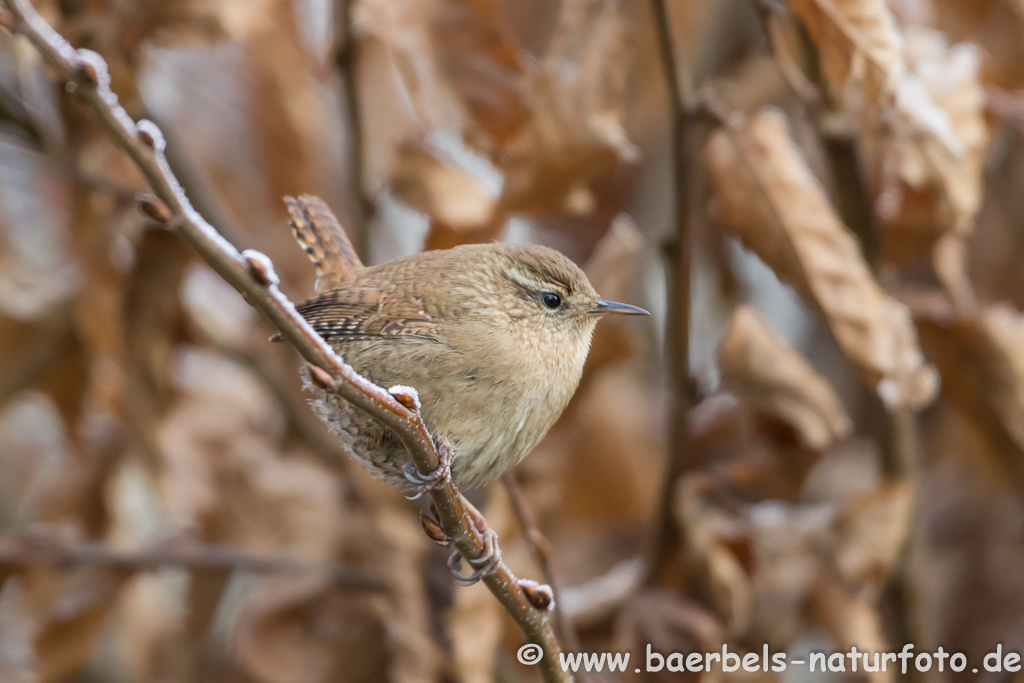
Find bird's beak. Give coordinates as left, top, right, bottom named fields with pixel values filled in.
left=589, top=299, right=650, bottom=316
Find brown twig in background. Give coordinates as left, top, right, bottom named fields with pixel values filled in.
left=750, top=0, right=821, bottom=106
left=335, top=0, right=370, bottom=259
left=502, top=472, right=581, bottom=654
left=560, top=558, right=644, bottom=627
left=813, top=124, right=924, bottom=679
left=0, top=537, right=386, bottom=590
left=0, top=3, right=569, bottom=680
left=987, top=86, right=1024, bottom=140
left=645, top=0, right=694, bottom=587
left=746, top=14, right=924, bottom=673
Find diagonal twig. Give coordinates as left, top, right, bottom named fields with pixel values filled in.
left=0, top=3, right=569, bottom=680
left=502, top=473, right=581, bottom=654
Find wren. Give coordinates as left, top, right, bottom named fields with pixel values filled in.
left=286, top=195, right=648, bottom=492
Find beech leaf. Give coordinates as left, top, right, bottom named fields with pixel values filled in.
left=704, top=109, right=937, bottom=409
left=718, top=305, right=853, bottom=451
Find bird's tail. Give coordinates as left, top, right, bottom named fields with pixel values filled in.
left=285, top=195, right=363, bottom=291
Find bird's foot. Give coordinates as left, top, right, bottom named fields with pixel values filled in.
left=403, top=442, right=453, bottom=500
left=448, top=525, right=502, bottom=586
left=447, top=495, right=502, bottom=585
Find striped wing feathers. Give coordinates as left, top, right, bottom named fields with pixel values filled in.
left=296, top=283, right=445, bottom=342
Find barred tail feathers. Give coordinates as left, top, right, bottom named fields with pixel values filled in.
left=285, top=195, right=363, bottom=291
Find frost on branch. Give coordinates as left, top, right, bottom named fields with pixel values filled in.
left=388, top=385, right=422, bottom=412
left=518, top=579, right=555, bottom=612
left=242, top=249, right=281, bottom=287
left=136, top=119, right=167, bottom=152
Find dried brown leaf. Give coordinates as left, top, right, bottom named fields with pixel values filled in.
left=813, top=576, right=890, bottom=682
left=429, top=0, right=530, bottom=148
left=831, top=481, right=913, bottom=587
left=498, top=0, right=636, bottom=213
left=959, top=306, right=1024, bottom=448
left=786, top=0, right=904, bottom=105
left=235, top=575, right=346, bottom=683
left=181, top=263, right=257, bottom=349
left=812, top=484, right=911, bottom=683
left=0, top=136, right=78, bottom=321
left=133, top=0, right=277, bottom=46
left=153, top=349, right=377, bottom=681
left=687, top=396, right=822, bottom=502
left=369, top=492, right=445, bottom=683
left=390, top=140, right=497, bottom=230
left=888, top=0, right=935, bottom=26
left=31, top=570, right=128, bottom=683
left=675, top=477, right=753, bottom=635
left=356, top=0, right=529, bottom=149
left=614, top=589, right=722, bottom=683
left=0, top=528, right=128, bottom=683
left=238, top=477, right=441, bottom=683
left=915, top=303, right=1024, bottom=488
left=718, top=305, right=853, bottom=451
left=790, top=0, right=990, bottom=258
left=746, top=502, right=830, bottom=648
left=704, top=109, right=937, bottom=409
left=741, top=483, right=906, bottom=668
left=537, top=365, right=663, bottom=529
left=930, top=0, right=1024, bottom=89
left=863, top=28, right=989, bottom=256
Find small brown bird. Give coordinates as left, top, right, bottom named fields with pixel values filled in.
left=287, top=195, right=648, bottom=493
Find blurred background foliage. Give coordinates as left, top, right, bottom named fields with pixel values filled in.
left=1, top=0, right=1024, bottom=681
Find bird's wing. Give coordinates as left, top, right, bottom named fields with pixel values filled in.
left=285, top=195, right=362, bottom=291
left=296, top=284, right=443, bottom=343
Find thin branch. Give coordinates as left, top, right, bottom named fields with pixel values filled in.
left=0, top=4, right=569, bottom=680
left=748, top=13, right=924, bottom=674
left=560, top=558, right=643, bottom=627
left=810, top=100, right=923, bottom=678
left=751, top=0, right=822, bottom=106
left=335, top=0, right=370, bottom=259
left=502, top=473, right=581, bottom=654
left=0, top=538, right=386, bottom=590
left=987, top=86, right=1024, bottom=139
left=645, top=0, right=694, bottom=587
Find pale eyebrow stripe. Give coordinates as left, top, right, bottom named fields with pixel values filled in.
left=503, top=267, right=569, bottom=294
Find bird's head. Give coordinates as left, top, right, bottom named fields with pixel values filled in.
left=483, top=244, right=649, bottom=352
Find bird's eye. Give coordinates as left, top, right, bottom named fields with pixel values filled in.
left=541, top=292, right=562, bottom=310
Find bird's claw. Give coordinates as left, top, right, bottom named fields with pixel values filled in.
left=403, top=444, right=453, bottom=500
left=447, top=526, right=502, bottom=586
